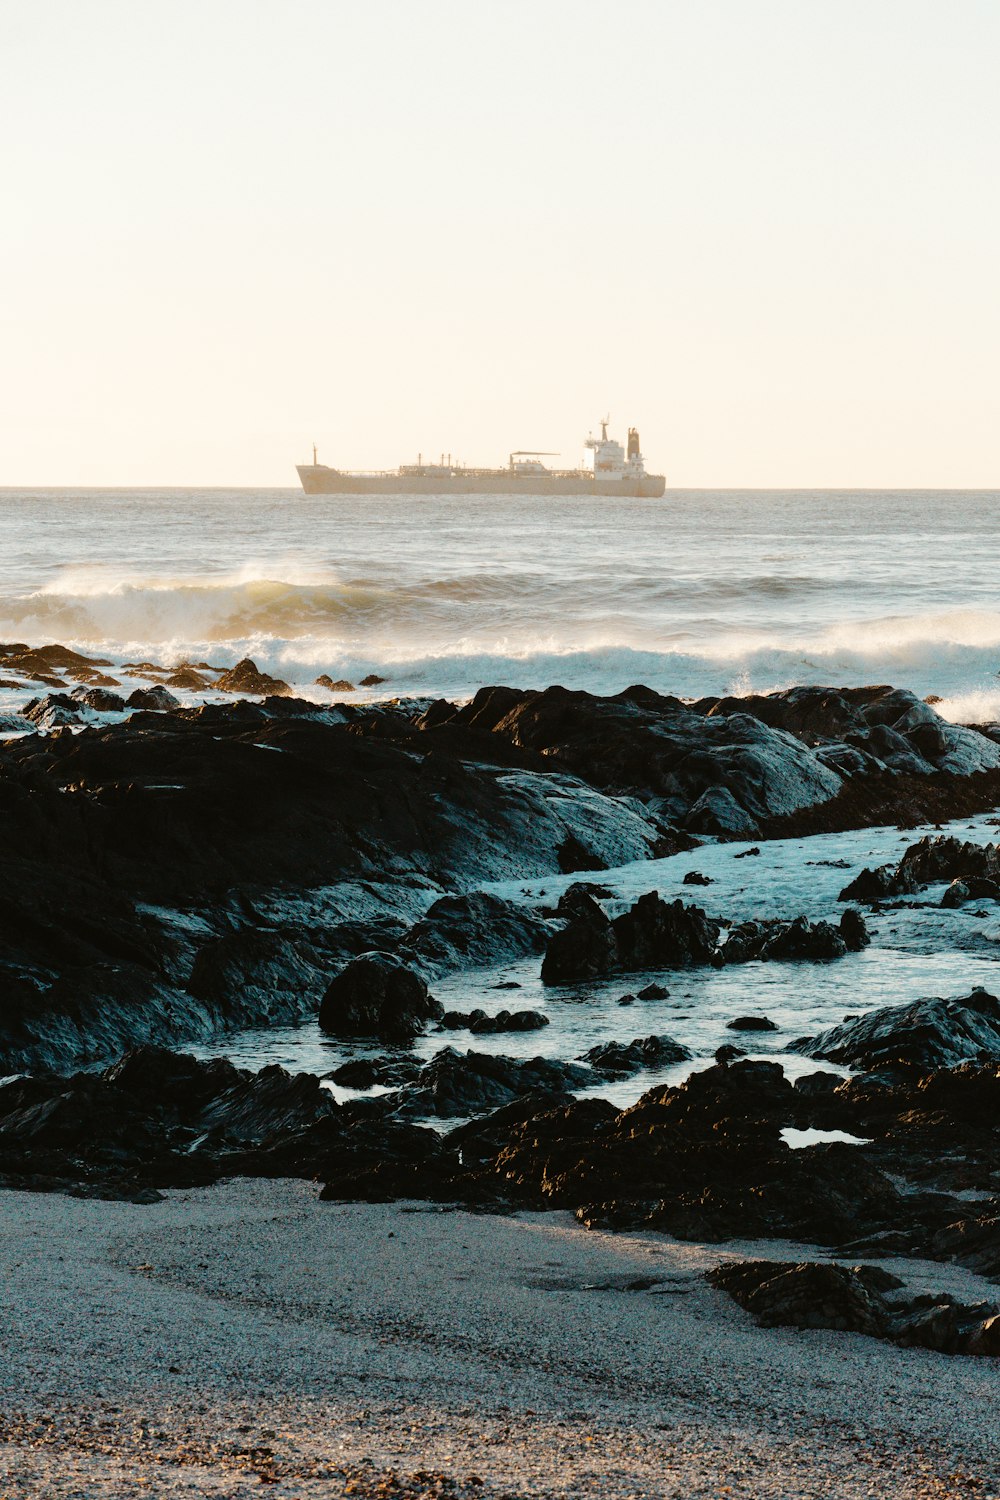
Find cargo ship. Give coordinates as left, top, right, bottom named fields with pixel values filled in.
left=296, top=420, right=666, bottom=497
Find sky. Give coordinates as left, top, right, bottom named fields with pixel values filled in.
left=0, top=0, right=997, bottom=487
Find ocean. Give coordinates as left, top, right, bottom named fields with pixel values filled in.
left=4, top=484, right=1000, bottom=1096
left=2, top=487, right=1000, bottom=719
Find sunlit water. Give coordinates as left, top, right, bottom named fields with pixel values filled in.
left=5, top=487, right=1000, bottom=1097
left=2, top=487, right=1000, bottom=719
left=188, top=813, right=1000, bottom=1107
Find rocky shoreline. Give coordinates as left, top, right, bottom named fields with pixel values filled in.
left=3, top=646, right=1000, bottom=1366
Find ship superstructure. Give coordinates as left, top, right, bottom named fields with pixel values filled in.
left=296, top=419, right=665, bottom=496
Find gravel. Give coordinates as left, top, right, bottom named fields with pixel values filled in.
left=1, top=1177, right=997, bottom=1497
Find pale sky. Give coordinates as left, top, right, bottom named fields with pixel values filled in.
left=1, top=0, right=997, bottom=487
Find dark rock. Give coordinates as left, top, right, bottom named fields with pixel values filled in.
left=839, top=907, right=870, bottom=950
left=714, top=1044, right=745, bottom=1063
left=318, top=953, right=443, bottom=1042
left=386, top=1047, right=599, bottom=1119
left=187, top=928, right=329, bottom=1026
left=682, top=870, right=713, bottom=885
left=793, top=1071, right=841, bottom=1098
left=71, top=687, right=126, bottom=712
left=21, top=693, right=83, bottom=730
left=1, top=643, right=113, bottom=674
left=734, top=846, right=761, bottom=859
left=637, top=982, right=670, bottom=999
left=126, top=685, right=179, bottom=711
left=754, top=915, right=847, bottom=962
left=542, top=891, right=723, bottom=986
left=439, top=1008, right=549, bottom=1034
left=727, top=1016, right=779, bottom=1032
left=400, top=892, right=549, bottom=977
left=942, top=875, right=1000, bottom=907
left=708, top=1259, right=1000, bottom=1357
left=542, top=890, right=852, bottom=984
left=841, top=836, right=1000, bottom=904
left=0, top=1045, right=344, bottom=1198
left=360, top=674, right=387, bottom=687
left=164, top=667, right=209, bottom=690
left=557, top=833, right=608, bottom=874
left=708, top=1259, right=896, bottom=1336
left=328, top=1057, right=423, bottom=1090
left=541, top=893, right=619, bottom=985
left=315, top=676, right=355, bottom=691
left=470, top=1009, right=549, bottom=1034
left=582, top=1034, right=691, bottom=1077
left=792, top=988, right=1000, bottom=1072
left=214, top=659, right=294, bottom=697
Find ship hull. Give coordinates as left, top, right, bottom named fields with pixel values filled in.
left=296, top=466, right=666, bottom=498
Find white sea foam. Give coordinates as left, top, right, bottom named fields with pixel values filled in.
left=2, top=487, right=999, bottom=710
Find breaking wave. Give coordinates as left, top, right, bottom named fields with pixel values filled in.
left=3, top=483, right=1000, bottom=719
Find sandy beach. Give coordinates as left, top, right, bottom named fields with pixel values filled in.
left=0, top=1178, right=996, bottom=1499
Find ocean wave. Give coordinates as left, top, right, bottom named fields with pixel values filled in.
left=0, top=562, right=897, bottom=646
left=2, top=564, right=999, bottom=716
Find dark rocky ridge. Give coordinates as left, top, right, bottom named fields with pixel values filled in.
left=707, top=1260, right=1000, bottom=1357
left=420, top=683, right=1000, bottom=835
left=540, top=889, right=867, bottom=985
left=4, top=677, right=990, bottom=1072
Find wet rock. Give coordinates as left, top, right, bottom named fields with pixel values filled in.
left=581, top=1034, right=691, bottom=1077
left=439, top=1008, right=549, bottom=1035
left=67, top=668, right=120, bottom=688
left=942, top=875, right=1000, bottom=907
left=214, top=658, right=294, bottom=697
left=734, top=846, right=761, bottom=859
left=682, top=870, right=713, bottom=886
left=164, top=667, right=209, bottom=690
left=21, top=693, right=84, bottom=730
left=328, top=1057, right=423, bottom=1090
left=540, top=893, right=619, bottom=984
left=0, top=643, right=113, bottom=675
left=754, top=915, right=847, bottom=962
left=557, top=833, right=608, bottom=874
left=315, top=676, right=355, bottom=691
left=386, top=1047, right=599, bottom=1119
left=541, top=892, right=721, bottom=987
left=841, top=835, right=1000, bottom=904
left=360, top=674, right=387, bottom=687
left=0, top=1046, right=343, bottom=1198
left=715, top=1044, right=745, bottom=1063
left=126, top=685, right=180, bottom=711
left=792, top=988, right=1000, bottom=1072
left=543, top=891, right=853, bottom=984
left=727, top=1016, right=779, bottom=1032
left=319, top=953, right=443, bottom=1042
left=399, top=892, right=549, bottom=978
left=71, top=686, right=126, bottom=712
left=444, top=683, right=844, bottom=835
left=187, top=928, right=329, bottom=1026
left=637, top=982, right=670, bottom=999
left=839, top=907, right=870, bottom=950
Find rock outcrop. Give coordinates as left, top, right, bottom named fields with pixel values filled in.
left=318, top=953, right=443, bottom=1042
left=792, top=988, right=1000, bottom=1072
left=214, top=658, right=294, bottom=697
left=708, top=1259, right=1000, bottom=1356
left=541, top=892, right=859, bottom=985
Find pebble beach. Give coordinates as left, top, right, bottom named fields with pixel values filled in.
left=2, top=1178, right=997, bottom=1499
